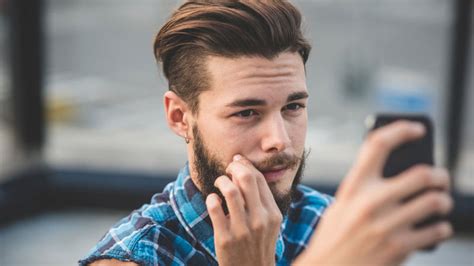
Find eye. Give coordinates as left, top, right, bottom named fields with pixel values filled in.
left=284, top=103, right=305, bottom=111
left=234, top=109, right=257, bottom=118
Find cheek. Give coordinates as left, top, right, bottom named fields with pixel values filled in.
left=289, top=118, right=307, bottom=149
left=221, top=127, right=260, bottom=159
left=196, top=117, right=254, bottom=162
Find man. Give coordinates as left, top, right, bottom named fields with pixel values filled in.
left=80, top=1, right=453, bottom=265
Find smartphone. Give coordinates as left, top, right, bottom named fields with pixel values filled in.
left=365, top=113, right=442, bottom=251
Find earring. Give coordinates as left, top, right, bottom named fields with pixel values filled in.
left=184, top=132, right=190, bottom=144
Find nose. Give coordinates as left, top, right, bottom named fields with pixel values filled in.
left=261, top=114, right=291, bottom=153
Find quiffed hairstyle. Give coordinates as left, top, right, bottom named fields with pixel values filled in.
left=154, top=0, right=311, bottom=114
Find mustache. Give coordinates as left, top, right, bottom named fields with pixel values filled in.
left=253, top=153, right=302, bottom=173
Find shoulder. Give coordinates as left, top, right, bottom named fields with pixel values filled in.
left=79, top=190, right=185, bottom=265
left=281, top=185, right=334, bottom=260
left=293, top=184, right=334, bottom=210
left=286, top=184, right=334, bottom=235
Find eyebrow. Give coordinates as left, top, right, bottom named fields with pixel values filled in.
left=226, top=91, right=309, bottom=108
left=287, top=91, right=309, bottom=102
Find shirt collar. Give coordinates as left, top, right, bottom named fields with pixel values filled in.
left=170, top=162, right=285, bottom=262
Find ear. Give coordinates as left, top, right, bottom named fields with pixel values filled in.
left=163, top=91, right=193, bottom=141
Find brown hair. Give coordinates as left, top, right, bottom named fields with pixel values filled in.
left=154, top=0, right=311, bottom=114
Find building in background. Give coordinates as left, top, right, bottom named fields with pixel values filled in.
left=0, top=1, right=472, bottom=265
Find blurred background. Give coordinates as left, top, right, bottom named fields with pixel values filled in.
left=0, top=0, right=473, bottom=265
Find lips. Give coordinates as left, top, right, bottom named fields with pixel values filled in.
left=261, top=166, right=288, bottom=182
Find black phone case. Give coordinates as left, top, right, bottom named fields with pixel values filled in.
left=367, top=114, right=443, bottom=251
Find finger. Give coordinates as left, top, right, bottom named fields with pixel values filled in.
left=214, top=175, right=247, bottom=226
left=397, top=222, right=453, bottom=252
left=206, top=193, right=228, bottom=232
left=372, top=166, right=450, bottom=207
left=233, top=155, right=278, bottom=211
left=359, top=121, right=425, bottom=176
left=226, top=157, right=263, bottom=216
left=341, top=121, right=425, bottom=195
left=379, top=191, right=453, bottom=231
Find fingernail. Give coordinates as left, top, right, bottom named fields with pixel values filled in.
left=411, top=123, right=425, bottom=134
left=233, top=154, right=242, bottom=161
left=434, top=168, right=449, bottom=178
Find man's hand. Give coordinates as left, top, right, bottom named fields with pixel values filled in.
left=206, top=154, right=282, bottom=266
left=294, top=121, right=453, bottom=266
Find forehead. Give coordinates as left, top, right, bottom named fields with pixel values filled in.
left=202, top=52, right=307, bottom=103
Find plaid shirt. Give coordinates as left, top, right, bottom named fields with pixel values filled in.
left=79, top=163, right=333, bottom=266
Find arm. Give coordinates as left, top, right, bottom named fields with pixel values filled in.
left=293, top=121, right=453, bottom=266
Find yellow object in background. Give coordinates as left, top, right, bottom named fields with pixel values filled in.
left=46, top=98, right=76, bottom=123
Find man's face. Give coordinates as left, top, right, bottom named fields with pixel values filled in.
left=188, top=52, right=308, bottom=215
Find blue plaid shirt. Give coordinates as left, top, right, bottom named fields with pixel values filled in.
left=79, top=163, right=333, bottom=265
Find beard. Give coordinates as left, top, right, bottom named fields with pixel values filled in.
left=192, top=125, right=307, bottom=216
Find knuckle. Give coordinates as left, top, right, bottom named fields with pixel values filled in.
left=435, top=168, right=449, bottom=179
left=214, top=175, right=227, bottom=186
left=367, top=132, right=388, bottom=150
left=445, top=196, right=454, bottom=212
left=439, top=194, right=453, bottom=213
left=411, top=167, right=452, bottom=192
left=386, top=239, right=406, bottom=258
left=371, top=223, right=389, bottom=240
left=273, top=212, right=283, bottom=224
left=414, top=165, right=433, bottom=186
left=441, top=174, right=451, bottom=190
left=219, top=235, right=233, bottom=249
left=223, top=186, right=240, bottom=199
left=234, top=229, right=251, bottom=242
left=250, top=220, right=265, bottom=233
left=357, top=200, right=376, bottom=221
left=235, top=172, right=253, bottom=184
left=416, top=164, right=433, bottom=172
left=434, top=223, right=452, bottom=239
left=425, top=192, right=446, bottom=210
left=434, top=226, right=446, bottom=239
left=435, top=168, right=451, bottom=189
left=207, top=202, right=220, bottom=213
left=225, top=161, right=238, bottom=172
left=268, top=212, right=283, bottom=227
left=226, top=162, right=255, bottom=185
